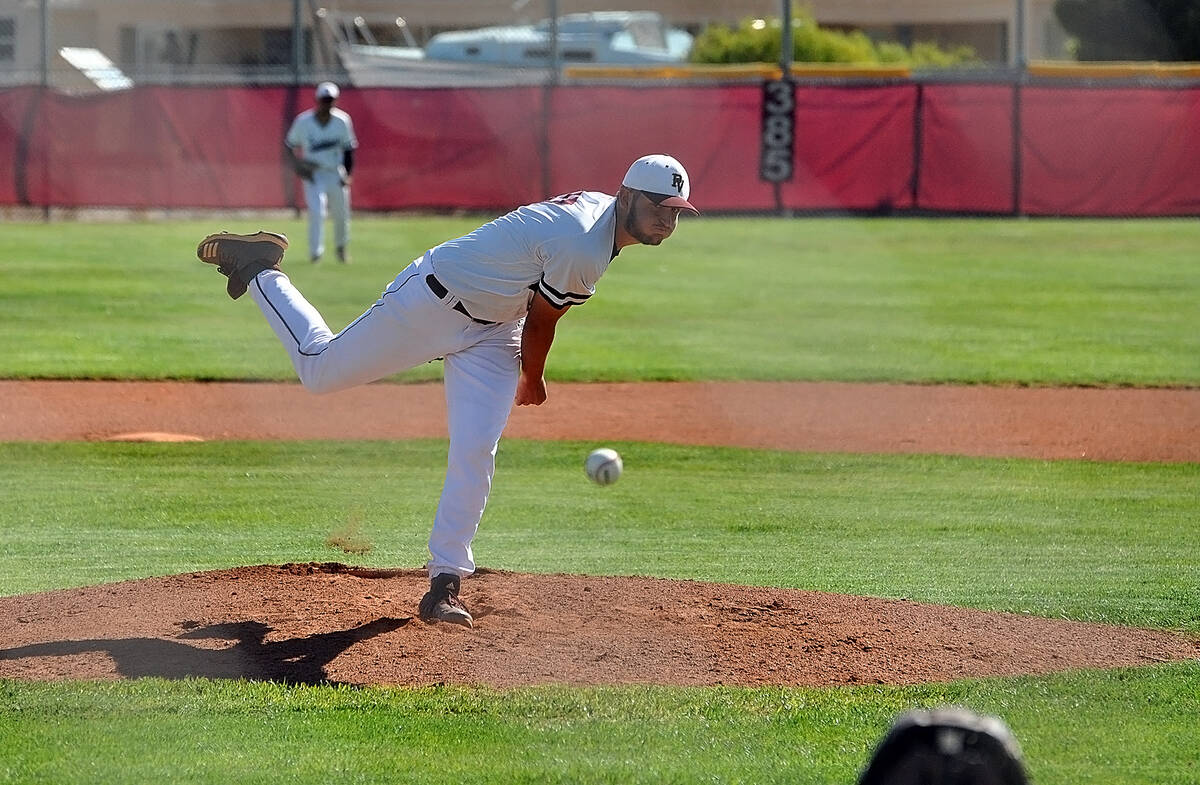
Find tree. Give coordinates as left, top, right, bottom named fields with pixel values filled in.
left=1054, top=0, right=1200, bottom=60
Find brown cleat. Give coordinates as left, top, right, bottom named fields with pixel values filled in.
left=418, top=573, right=473, bottom=628
left=196, top=230, right=289, bottom=300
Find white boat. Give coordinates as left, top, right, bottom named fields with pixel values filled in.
left=326, top=10, right=693, bottom=87
left=424, top=11, right=693, bottom=66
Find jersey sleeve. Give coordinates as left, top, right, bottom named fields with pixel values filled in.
left=343, top=115, right=359, bottom=150
left=536, top=239, right=599, bottom=309
left=284, top=116, right=302, bottom=148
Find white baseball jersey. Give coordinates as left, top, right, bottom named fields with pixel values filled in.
left=427, top=190, right=618, bottom=323
left=285, top=108, right=357, bottom=171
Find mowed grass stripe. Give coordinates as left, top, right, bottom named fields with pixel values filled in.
left=0, top=441, right=1195, bottom=633
left=2, top=664, right=1198, bottom=785
left=1, top=217, right=1197, bottom=384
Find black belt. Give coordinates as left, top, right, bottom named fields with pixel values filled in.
left=425, top=273, right=496, bottom=325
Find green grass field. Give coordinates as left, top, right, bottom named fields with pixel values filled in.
left=1, top=218, right=1197, bottom=784
left=1, top=217, right=1198, bottom=384
left=3, top=667, right=1198, bottom=785
left=1, top=441, right=1197, bottom=632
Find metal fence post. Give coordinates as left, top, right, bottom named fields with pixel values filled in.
left=780, top=0, right=793, bottom=80
left=540, top=0, right=559, bottom=197
left=1011, top=0, right=1027, bottom=216
left=39, top=0, right=49, bottom=87
left=38, top=0, right=49, bottom=219
left=776, top=0, right=794, bottom=216
left=1014, top=0, right=1027, bottom=70
left=292, top=0, right=303, bottom=85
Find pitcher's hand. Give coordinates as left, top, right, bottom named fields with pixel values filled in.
left=515, top=374, right=547, bottom=406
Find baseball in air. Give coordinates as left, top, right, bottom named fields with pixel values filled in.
left=585, top=448, right=623, bottom=486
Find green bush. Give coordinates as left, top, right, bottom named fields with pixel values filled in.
left=908, top=40, right=980, bottom=67
left=690, top=8, right=979, bottom=67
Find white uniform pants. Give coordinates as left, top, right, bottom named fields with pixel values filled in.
left=302, top=169, right=350, bottom=259
left=247, top=256, right=523, bottom=578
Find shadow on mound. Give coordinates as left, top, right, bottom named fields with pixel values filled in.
left=0, top=617, right=407, bottom=685
left=0, top=563, right=1196, bottom=688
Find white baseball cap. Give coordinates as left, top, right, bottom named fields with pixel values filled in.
left=315, top=82, right=340, bottom=100
left=622, top=154, right=699, bottom=214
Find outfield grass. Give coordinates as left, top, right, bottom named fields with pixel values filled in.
left=3, top=665, right=1198, bottom=785
left=0, top=441, right=1196, bottom=633
left=2, top=216, right=1197, bottom=784
left=1, top=217, right=1198, bottom=384
left=1, top=441, right=1197, bottom=783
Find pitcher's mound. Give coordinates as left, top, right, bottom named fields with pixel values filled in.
left=1, top=563, right=1195, bottom=687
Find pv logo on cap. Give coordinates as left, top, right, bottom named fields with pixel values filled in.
left=621, top=154, right=700, bottom=215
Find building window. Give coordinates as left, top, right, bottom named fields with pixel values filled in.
left=0, top=18, right=15, bottom=62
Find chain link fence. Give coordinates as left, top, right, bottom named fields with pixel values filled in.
left=5, top=1, right=1198, bottom=220
left=0, top=0, right=747, bottom=220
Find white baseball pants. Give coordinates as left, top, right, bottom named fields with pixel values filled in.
left=302, top=169, right=350, bottom=259
left=248, top=256, right=523, bottom=579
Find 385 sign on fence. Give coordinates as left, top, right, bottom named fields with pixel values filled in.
left=760, top=79, right=795, bottom=183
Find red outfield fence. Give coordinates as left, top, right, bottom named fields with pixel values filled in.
left=2, top=82, right=1199, bottom=216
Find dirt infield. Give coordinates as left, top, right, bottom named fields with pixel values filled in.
left=0, top=380, right=1197, bottom=687
left=2, top=380, right=1199, bottom=461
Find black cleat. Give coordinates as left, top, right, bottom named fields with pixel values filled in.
left=418, top=573, right=473, bottom=628
left=196, top=230, right=288, bottom=300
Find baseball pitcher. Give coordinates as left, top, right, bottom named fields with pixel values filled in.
left=197, top=154, right=698, bottom=628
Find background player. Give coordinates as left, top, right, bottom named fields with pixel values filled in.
left=196, top=154, right=698, bottom=628
left=285, top=82, right=358, bottom=264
